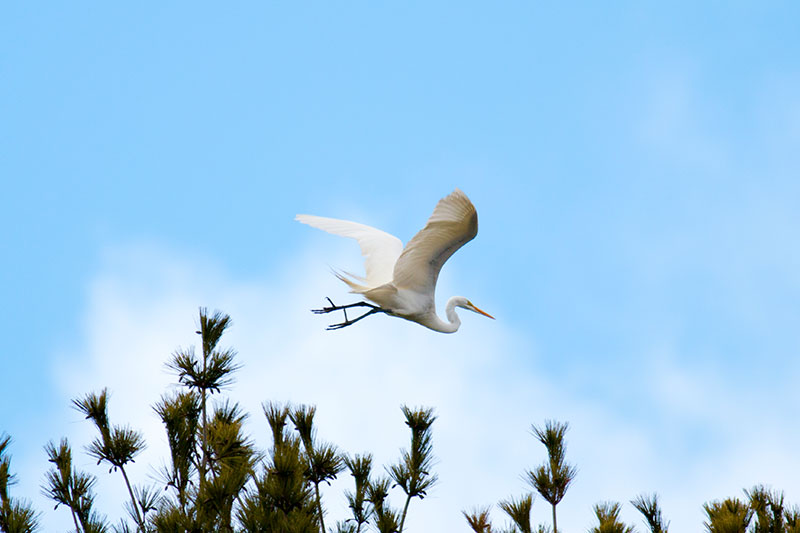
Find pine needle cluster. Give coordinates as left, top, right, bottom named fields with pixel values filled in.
left=631, top=493, right=669, bottom=533
left=9, top=306, right=800, bottom=532
left=590, top=502, right=634, bottom=533
left=463, top=419, right=575, bottom=533
left=389, top=406, right=438, bottom=533
left=499, top=494, right=534, bottom=533
left=702, top=487, right=800, bottom=533
left=704, top=497, right=754, bottom=533
left=0, top=434, right=39, bottom=533
left=42, top=438, right=105, bottom=533
left=342, top=453, right=372, bottom=532
left=21, top=308, right=439, bottom=532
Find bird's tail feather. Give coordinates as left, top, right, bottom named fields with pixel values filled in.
left=331, top=268, right=371, bottom=293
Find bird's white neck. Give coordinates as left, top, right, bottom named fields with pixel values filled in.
left=426, top=296, right=469, bottom=334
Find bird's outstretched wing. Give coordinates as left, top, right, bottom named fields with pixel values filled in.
left=295, top=214, right=404, bottom=289
left=391, top=189, right=478, bottom=296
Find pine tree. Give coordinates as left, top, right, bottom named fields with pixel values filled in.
left=704, top=498, right=753, bottom=533
left=388, top=406, right=438, bottom=533
left=632, top=493, right=668, bottom=533
left=590, top=502, right=634, bottom=533
left=527, top=421, right=576, bottom=533
left=0, top=434, right=39, bottom=533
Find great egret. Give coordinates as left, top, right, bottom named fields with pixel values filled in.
left=296, top=188, right=494, bottom=333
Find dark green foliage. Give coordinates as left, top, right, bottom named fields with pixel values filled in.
left=42, top=438, right=107, bottom=533
left=632, top=493, right=668, bottom=533
left=389, top=406, right=438, bottom=532
left=199, top=309, right=233, bottom=365
left=0, top=434, right=14, bottom=505
left=785, top=506, right=800, bottom=533
left=87, top=423, right=145, bottom=473
left=288, top=405, right=344, bottom=487
left=152, top=309, right=255, bottom=532
left=72, top=389, right=146, bottom=531
left=704, top=498, right=753, bottom=533
left=464, top=507, right=494, bottom=533
left=527, top=420, right=576, bottom=533
left=462, top=420, right=573, bottom=533
left=263, top=402, right=290, bottom=449
left=499, top=494, right=534, bottom=533
left=168, top=309, right=239, bottom=396
left=527, top=421, right=576, bottom=506
left=235, top=401, right=321, bottom=533
left=149, top=503, right=189, bottom=532
left=590, top=502, right=634, bottom=533
left=168, top=346, right=240, bottom=396
left=0, top=499, right=39, bottom=533
left=12, top=308, right=439, bottom=532
left=261, top=438, right=314, bottom=516
left=168, top=308, right=240, bottom=508
left=389, top=407, right=438, bottom=500
left=748, top=485, right=786, bottom=533
left=306, top=440, right=342, bottom=486
left=236, top=432, right=318, bottom=533
left=0, top=434, right=40, bottom=533
left=128, top=486, right=159, bottom=527
left=367, top=477, right=400, bottom=533
left=197, top=401, right=257, bottom=531
left=343, top=453, right=373, bottom=533
left=289, top=404, right=344, bottom=533
left=289, top=405, right=316, bottom=452
left=153, top=391, right=200, bottom=509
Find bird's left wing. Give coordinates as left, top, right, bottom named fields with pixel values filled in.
left=295, top=214, right=404, bottom=288
left=391, top=189, right=478, bottom=296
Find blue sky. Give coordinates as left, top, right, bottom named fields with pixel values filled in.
left=2, top=2, right=800, bottom=531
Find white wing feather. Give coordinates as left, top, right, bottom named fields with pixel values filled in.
left=391, top=188, right=478, bottom=295
left=295, top=214, right=404, bottom=289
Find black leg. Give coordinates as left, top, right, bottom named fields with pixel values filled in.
left=326, top=307, right=386, bottom=330
left=311, top=298, right=387, bottom=330
left=312, top=298, right=382, bottom=315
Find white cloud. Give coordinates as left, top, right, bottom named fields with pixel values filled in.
left=21, top=241, right=800, bottom=532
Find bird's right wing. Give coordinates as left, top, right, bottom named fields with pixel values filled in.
left=295, top=214, right=404, bottom=289
left=391, top=189, right=478, bottom=296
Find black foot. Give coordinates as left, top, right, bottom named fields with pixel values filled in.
left=312, top=297, right=381, bottom=314
left=326, top=307, right=385, bottom=330
left=311, top=298, right=386, bottom=330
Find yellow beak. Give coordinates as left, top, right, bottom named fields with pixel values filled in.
left=471, top=304, right=495, bottom=320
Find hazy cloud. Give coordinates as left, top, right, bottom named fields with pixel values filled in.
left=21, top=241, right=800, bottom=532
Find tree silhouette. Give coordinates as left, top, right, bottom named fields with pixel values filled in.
left=632, top=493, right=669, bottom=533
left=704, top=498, right=753, bottom=533
left=0, top=434, right=39, bottom=533
left=499, top=493, right=534, bottom=533
left=72, top=389, right=147, bottom=530
left=8, top=307, right=800, bottom=531
left=341, top=453, right=373, bottom=533
left=590, top=502, right=634, bottom=533
left=389, top=406, right=438, bottom=533
left=527, top=420, right=576, bottom=533
left=42, top=438, right=105, bottom=533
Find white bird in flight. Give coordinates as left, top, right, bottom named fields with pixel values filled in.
left=296, top=188, right=494, bottom=333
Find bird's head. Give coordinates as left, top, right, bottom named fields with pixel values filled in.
left=459, top=298, right=495, bottom=320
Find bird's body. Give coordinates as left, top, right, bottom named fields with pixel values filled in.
left=296, top=188, right=493, bottom=333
